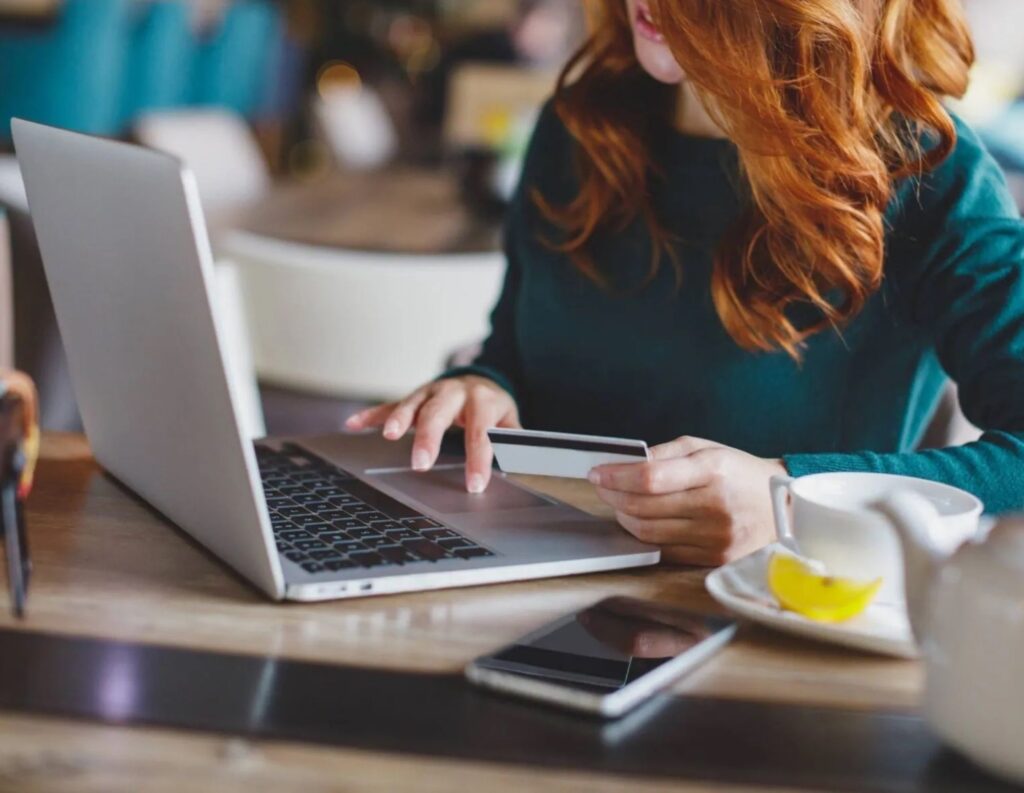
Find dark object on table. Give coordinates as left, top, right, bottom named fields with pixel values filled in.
left=455, top=148, right=510, bottom=218
left=0, top=370, right=38, bottom=617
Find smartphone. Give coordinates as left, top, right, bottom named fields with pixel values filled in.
left=465, top=596, right=737, bottom=718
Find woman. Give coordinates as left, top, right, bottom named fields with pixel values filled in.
left=349, top=0, right=1024, bottom=566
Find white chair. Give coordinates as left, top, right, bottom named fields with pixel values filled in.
left=134, top=108, right=270, bottom=215
left=134, top=109, right=268, bottom=438
left=217, top=231, right=506, bottom=401
left=313, top=85, right=398, bottom=171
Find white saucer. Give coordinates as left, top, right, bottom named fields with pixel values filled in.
left=705, top=544, right=918, bottom=659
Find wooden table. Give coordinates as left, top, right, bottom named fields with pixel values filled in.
left=0, top=434, right=953, bottom=793
left=234, top=167, right=501, bottom=255
left=0, top=0, right=60, bottom=23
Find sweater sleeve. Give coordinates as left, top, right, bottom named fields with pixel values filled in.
left=784, top=122, right=1024, bottom=513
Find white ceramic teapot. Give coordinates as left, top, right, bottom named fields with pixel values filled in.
left=880, top=492, right=1024, bottom=784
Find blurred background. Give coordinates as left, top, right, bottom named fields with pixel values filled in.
left=0, top=0, right=1020, bottom=438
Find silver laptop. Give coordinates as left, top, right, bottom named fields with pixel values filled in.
left=12, top=119, right=659, bottom=602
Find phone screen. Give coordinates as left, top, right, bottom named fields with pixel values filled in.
left=472, top=597, right=735, bottom=694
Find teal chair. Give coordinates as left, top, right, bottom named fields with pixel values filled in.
left=0, top=0, right=134, bottom=144
left=120, top=1, right=195, bottom=127
left=191, top=0, right=283, bottom=119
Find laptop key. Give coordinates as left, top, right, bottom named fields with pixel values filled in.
left=328, top=495, right=362, bottom=508
left=348, top=527, right=383, bottom=540
left=341, top=479, right=423, bottom=519
left=314, top=486, right=349, bottom=499
left=349, top=551, right=390, bottom=568
left=437, top=538, right=475, bottom=550
left=369, top=519, right=404, bottom=532
left=309, top=549, right=343, bottom=561
left=331, top=540, right=365, bottom=554
left=277, top=485, right=307, bottom=497
left=332, top=517, right=366, bottom=531
left=360, top=536, right=393, bottom=549
left=325, top=559, right=358, bottom=572
left=286, top=449, right=355, bottom=479
left=317, top=509, right=350, bottom=521
left=422, top=528, right=459, bottom=540
left=265, top=496, right=292, bottom=509
left=278, top=529, right=314, bottom=542
left=277, top=505, right=310, bottom=519
left=402, top=539, right=451, bottom=561
left=385, top=529, right=418, bottom=542
left=301, top=562, right=324, bottom=573
left=403, top=518, right=445, bottom=530
left=290, top=514, right=326, bottom=528
left=377, top=545, right=418, bottom=565
left=284, top=551, right=308, bottom=563
left=453, top=547, right=495, bottom=560
left=291, top=494, right=330, bottom=508
left=293, top=539, right=329, bottom=552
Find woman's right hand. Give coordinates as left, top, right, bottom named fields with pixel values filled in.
left=345, top=376, right=521, bottom=494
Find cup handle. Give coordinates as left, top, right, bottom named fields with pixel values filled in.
left=770, top=474, right=798, bottom=552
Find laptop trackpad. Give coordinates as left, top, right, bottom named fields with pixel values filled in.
left=367, top=467, right=554, bottom=516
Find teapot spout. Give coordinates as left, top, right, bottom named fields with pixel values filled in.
left=876, top=491, right=947, bottom=642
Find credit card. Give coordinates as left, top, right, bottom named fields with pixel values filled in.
left=487, top=428, right=650, bottom=480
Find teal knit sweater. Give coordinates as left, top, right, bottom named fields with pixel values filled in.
left=447, top=105, right=1024, bottom=514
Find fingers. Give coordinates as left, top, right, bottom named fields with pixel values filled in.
left=462, top=396, right=504, bottom=494
left=410, top=388, right=467, bottom=471
left=595, top=486, right=712, bottom=519
left=461, top=383, right=521, bottom=492
left=496, top=403, right=522, bottom=430
left=383, top=388, right=432, bottom=440
left=345, top=402, right=398, bottom=432
left=615, top=512, right=723, bottom=546
left=649, top=436, right=721, bottom=461
left=590, top=456, right=711, bottom=495
left=345, top=376, right=519, bottom=490
left=344, top=386, right=430, bottom=439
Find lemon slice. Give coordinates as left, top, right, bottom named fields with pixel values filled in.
left=767, top=553, right=883, bottom=623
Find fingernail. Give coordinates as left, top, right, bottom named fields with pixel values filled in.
left=412, top=449, right=431, bottom=471
left=468, top=475, right=485, bottom=494
left=345, top=415, right=360, bottom=427
left=383, top=420, right=400, bottom=439
left=588, top=470, right=602, bottom=485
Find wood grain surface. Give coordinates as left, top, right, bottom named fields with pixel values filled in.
left=0, top=434, right=932, bottom=793
left=236, top=169, right=502, bottom=254
left=8, top=434, right=923, bottom=710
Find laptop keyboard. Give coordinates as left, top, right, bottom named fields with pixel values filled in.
left=255, top=443, right=496, bottom=575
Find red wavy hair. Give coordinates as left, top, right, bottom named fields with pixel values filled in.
left=537, top=0, right=974, bottom=357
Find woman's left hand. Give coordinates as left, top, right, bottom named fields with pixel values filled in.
left=588, top=437, right=787, bottom=567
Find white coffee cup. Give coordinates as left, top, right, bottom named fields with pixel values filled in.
left=769, top=473, right=983, bottom=604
